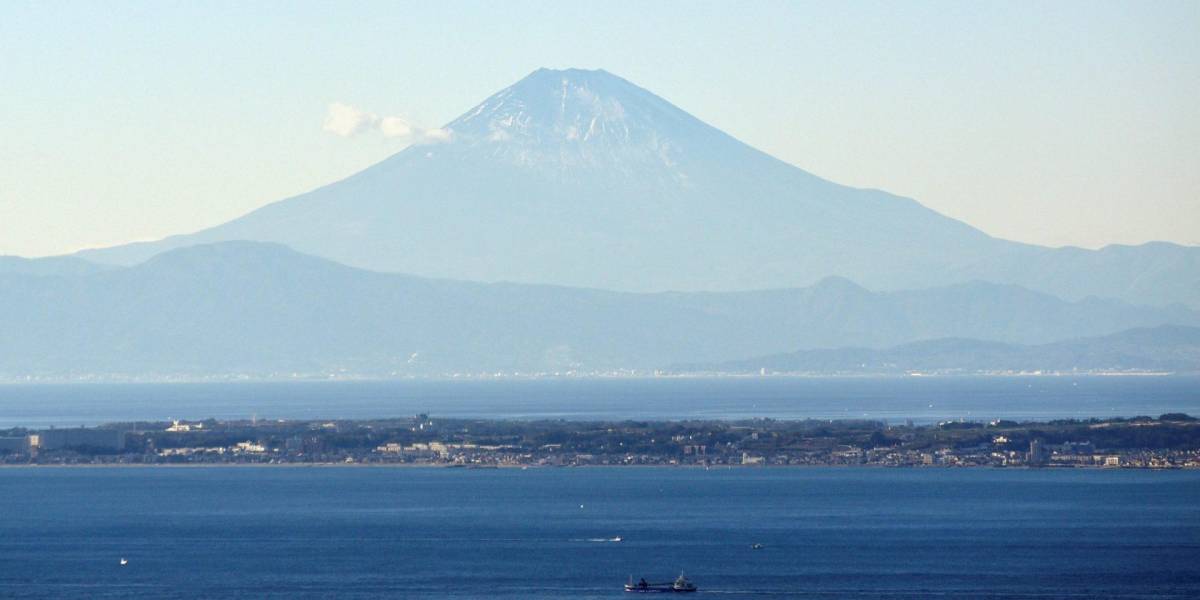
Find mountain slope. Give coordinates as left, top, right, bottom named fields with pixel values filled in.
left=0, top=255, right=105, bottom=277
left=675, top=326, right=1200, bottom=374
left=73, top=68, right=1200, bottom=307
left=6, top=242, right=1198, bottom=377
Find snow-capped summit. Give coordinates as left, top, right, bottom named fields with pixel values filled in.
left=76, top=68, right=1199, bottom=306
left=416, top=67, right=758, bottom=194
left=452, top=68, right=672, bottom=140
left=445, top=68, right=705, bottom=171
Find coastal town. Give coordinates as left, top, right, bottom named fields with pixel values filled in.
left=3, top=413, right=1198, bottom=469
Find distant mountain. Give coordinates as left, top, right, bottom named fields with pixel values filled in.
left=4, top=242, right=1197, bottom=378
left=0, top=255, right=105, bottom=277
left=73, top=68, right=1199, bottom=308
left=674, top=326, right=1200, bottom=375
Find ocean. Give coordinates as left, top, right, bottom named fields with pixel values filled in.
left=0, top=467, right=1197, bottom=599
left=1, top=375, right=1198, bottom=428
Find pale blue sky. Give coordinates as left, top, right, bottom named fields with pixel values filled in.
left=1, top=1, right=1196, bottom=257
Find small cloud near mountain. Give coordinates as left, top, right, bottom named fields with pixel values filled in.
left=322, top=102, right=451, bottom=143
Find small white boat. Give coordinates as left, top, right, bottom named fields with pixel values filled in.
left=119, top=558, right=128, bottom=566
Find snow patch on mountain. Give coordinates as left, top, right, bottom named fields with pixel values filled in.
left=444, top=68, right=701, bottom=178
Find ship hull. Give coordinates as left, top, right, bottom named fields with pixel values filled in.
left=624, top=586, right=696, bottom=593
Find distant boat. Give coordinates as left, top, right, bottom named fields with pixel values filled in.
left=751, top=543, right=764, bottom=549
left=119, top=558, right=128, bottom=566
left=625, top=573, right=697, bottom=593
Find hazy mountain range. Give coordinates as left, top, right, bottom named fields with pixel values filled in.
left=1, top=242, right=1196, bottom=377
left=0, top=255, right=108, bottom=278
left=73, top=68, right=1199, bottom=308
left=672, top=326, right=1200, bottom=375
left=3, top=68, right=1197, bottom=379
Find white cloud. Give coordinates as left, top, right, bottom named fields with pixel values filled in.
left=420, top=127, right=452, bottom=143
left=323, top=102, right=377, bottom=137
left=322, top=102, right=451, bottom=144
left=378, top=116, right=412, bottom=138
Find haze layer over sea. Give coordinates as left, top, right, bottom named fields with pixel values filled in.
left=1, top=376, right=1197, bottom=428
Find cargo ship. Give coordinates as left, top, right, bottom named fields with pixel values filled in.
left=624, top=573, right=697, bottom=593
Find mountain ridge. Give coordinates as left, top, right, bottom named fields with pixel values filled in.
left=0, top=255, right=107, bottom=277
left=6, top=241, right=1198, bottom=377
left=672, top=325, right=1200, bottom=375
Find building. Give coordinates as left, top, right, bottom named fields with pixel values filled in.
left=234, top=441, right=266, bottom=453
left=1028, top=439, right=1048, bottom=465
left=0, top=437, right=30, bottom=453
left=33, top=428, right=125, bottom=451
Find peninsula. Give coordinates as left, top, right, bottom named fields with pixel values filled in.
left=3, top=414, right=1198, bottom=469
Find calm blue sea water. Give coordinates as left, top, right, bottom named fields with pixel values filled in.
left=0, top=467, right=1197, bottom=599
left=0, top=376, right=1198, bottom=428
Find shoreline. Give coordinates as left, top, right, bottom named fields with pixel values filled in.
left=0, top=372, right=1190, bottom=386
left=1, top=462, right=1195, bottom=471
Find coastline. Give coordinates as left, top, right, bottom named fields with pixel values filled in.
left=0, top=371, right=1188, bottom=385
left=2, top=462, right=1194, bottom=471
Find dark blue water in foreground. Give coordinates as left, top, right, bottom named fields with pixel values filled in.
left=0, top=468, right=1197, bottom=599
left=1, top=376, right=1198, bottom=428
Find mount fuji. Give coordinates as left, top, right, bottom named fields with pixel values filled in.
left=76, top=68, right=1199, bottom=306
